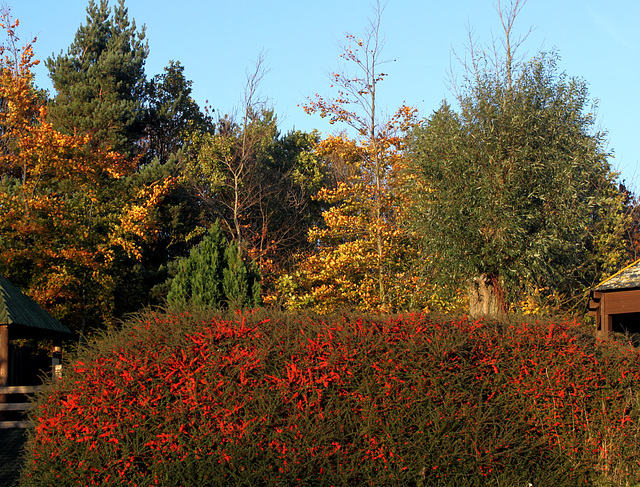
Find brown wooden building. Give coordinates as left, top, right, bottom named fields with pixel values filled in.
left=589, top=260, right=640, bottom=339
left=0, top=275, right=71, bottom=387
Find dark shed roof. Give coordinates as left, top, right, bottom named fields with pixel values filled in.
left=0, top=275, right=71, bottom=335
left=594, top=260, right=640, bottom=292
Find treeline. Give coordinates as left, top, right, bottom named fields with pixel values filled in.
left=0, top=0, right=637, bottom=335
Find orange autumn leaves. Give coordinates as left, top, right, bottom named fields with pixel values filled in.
left=279, top=125, right=444, bottom=313
left=0, top=9, right=171, bottom=328
left=281, top=108, right=427, bottom=312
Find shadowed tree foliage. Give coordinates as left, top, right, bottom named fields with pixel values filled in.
left=143, top=60, right=213, bottom=164
left=110, top=151, right=206, bottom=317
left=182, top=55, right=327, bottom=301
left=114, top=61, right=213, bottom=315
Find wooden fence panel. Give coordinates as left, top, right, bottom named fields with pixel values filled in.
left=0, top=385, right=43, bottom=429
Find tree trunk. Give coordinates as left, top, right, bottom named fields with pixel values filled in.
left=468, top=274, right=506, bottom=319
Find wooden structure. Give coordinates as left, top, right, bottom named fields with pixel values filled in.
left=0, top=275, right=71, bottom=387
left=589, top=260, right=640, bottom=339
left=0, top=385, right=42, bottom=429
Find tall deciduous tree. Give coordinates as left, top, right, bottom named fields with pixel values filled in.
left=185, top=54, right=274, bottom=247
left=0, top=9, right=170, bottom=334
left=183, top=55, right=325, bottom=283
left=283, top=2, right=424, bottom=313
left=45, top=0, right=148, bottom=157
left=405, top=1, right=626, bottom=317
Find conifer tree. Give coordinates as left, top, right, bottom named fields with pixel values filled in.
left=45, top=0, right=148, bottom=156
left=167, top=222, right=261, bottom=310
left=144, top=60, right=213, bottom=164
left=223, top=244, right=261, bottom=309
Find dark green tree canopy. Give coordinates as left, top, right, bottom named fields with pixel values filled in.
left=406, top=51, right=623, bottom=312
left=184, top=107, right=326, bottom=269
left=46, top=0, right=148, bottom=156
left=144, top=60, right=213, bottom=164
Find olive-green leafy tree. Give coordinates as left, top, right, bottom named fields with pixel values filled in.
left=405, top=1, right=626, bottom=317
left=167, top=221, right=261, bottom=310
left=182, top=55, right=326, bottom=293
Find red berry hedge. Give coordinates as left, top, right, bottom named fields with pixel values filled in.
left=20, top=311, right=640, bottom=486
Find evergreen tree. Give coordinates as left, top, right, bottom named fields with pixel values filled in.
left=144, top=60, right=213, bottom=164
left=114, top=62, right=212, bottom=314
left=223, top=245, right=261, bottom=309
left=45, top=0, right=148, bottom=156
left=167, top=222, right=261, bottom=310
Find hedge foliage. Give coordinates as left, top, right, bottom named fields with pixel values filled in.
left=20, top=311, right=640, bottom=486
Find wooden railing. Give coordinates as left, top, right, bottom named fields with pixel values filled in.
left=0, top=385, right=43, bottom=429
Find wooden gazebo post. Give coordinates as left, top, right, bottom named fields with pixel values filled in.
left=0, top=324, right=8, bottom=387
left=0, top=275, right=71, bottom=386
left=52, top=341, right=63, bottom=379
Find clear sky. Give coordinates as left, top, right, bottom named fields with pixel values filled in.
left=10, top=0, right=640, bottom=188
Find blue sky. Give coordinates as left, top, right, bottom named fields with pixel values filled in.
left=11, top=0, right=640, bottom=187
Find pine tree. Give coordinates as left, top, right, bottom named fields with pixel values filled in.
left=167, top=222, right=261, bottom=310
left=45, top=0, right=148, bottom=156
left=144, top=60, right=213, bottom=164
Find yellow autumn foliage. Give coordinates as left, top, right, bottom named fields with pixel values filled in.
left=0, top=11, right=173, bottom=330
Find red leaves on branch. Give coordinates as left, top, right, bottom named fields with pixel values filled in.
left=22, top=312, right=640, bottom=485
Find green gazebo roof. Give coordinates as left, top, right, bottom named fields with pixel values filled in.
left=0, top=275, right=71, bottom=336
